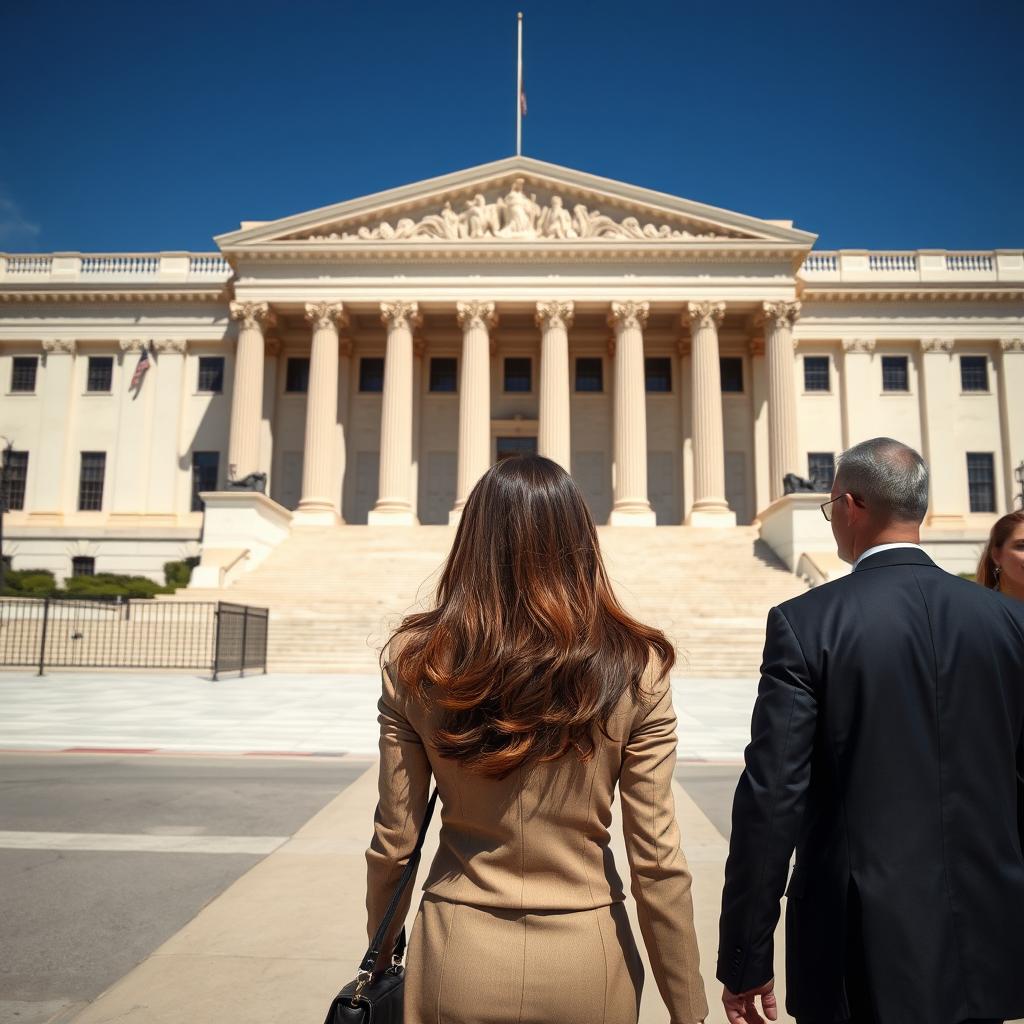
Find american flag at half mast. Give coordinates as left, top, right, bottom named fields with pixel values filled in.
left=130, top=346, right=151, bottom=389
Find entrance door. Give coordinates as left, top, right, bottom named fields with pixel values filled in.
left=495, top=436, right=537, bottom=460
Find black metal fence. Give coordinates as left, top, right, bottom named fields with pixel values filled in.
left=0, top=597, right=268, bottom=678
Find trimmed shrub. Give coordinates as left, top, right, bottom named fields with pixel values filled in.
left=164, top=557, right=199, bottom=590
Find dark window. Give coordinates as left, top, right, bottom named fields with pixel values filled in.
left=496, top=436, right=538, bottom=460
left=804, top=356, right=830, bottom=392
left=720, top=357, right=744, bottom=393
left=504, top=357, right=532, bottom=392
left=644, top=357, right=672, bottom=393
left=882, top=355, right=909, bottom=392
left=966, top=453, right=996, bottom=513
left=78, top=452, right=106, bottom=511
left=358, top=357, right=384, bottom=393
left=960, top=355, right=988, bottom=392
left=198, top=356, right=225, bottom=393
left=575, top=357, right=603, bottom=392
left=86, top=356, right=113, bottom=392
left=429, top=357, right=457, bottom=393
left=1, top=555, right=10, bottom=570
left=11, top=356, right=37, bottom=392
left=286, top=357, right=311, bottom=393
left=2, top=451, right=28, bottom=510
left=808, top=452, right=836, bottom=492
left=191, top=451, right=220, bottom=511
left=71, top=556, right=95, bottom=577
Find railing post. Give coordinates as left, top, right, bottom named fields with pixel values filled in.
left=212, top=602, right=221, bottom=681
left=37, top=596, right=50, bottom=677
left=239, top=606, right=249, bottom=678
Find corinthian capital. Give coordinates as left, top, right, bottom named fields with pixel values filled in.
left=841, top=337, right=876, bottom=354
left=41, top=338, right=76, bottom=355
left=118, top=338, right=147, bottom=354
left=456, top=301, right=497, bottom=331
left=1001, top=337, right=1024, bottom=353
left=535, top=300, right=574, bottom=331
left=380, top=301, right=422, bottom=331
left=761, top=300, right=801, bottom=328
left=686, top=301, right=725, bottom=330
left=153, top=338, right=188, bottom=354
left=608, top=301, right=649, bottom=331
left=920, top=337, right=954, bottom=354
left=229, top=300, right=276, bottom=331
left=304, top=302, right=347, bottom=331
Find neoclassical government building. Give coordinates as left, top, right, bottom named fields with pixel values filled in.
left=1, top=156, right=1021, bottom=583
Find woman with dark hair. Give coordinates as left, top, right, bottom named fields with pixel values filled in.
left=364, top=454, right=708, bottom=1023
left=977, top=510, right=1024, bottom=601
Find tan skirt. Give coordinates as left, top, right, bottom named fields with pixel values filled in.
left=403, top=893, right=644, bottom=1024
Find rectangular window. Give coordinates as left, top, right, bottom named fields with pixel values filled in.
left=286, top=357, right=311, bottom=393
left=644, top=357, right=672, bottom=393
left=11, top=356, right=37, bottom=393
left=2, top=450, right=28, bottom=510
left=808, top=452, right=836, bottom=492
left=720, top=357, right=743, bottom=393
left=966, top=453, right=995, bottom=513
left=574, top=357, right=603, bottom=392
left=359, top=357, right=384, bottom=393
left=504, top=357, right=532, bottom=393
left=191, top=451, right=219, bottom=511
left=197, top=356, right=225, bottom=393
left=78, top=452, right=106, bottom=511
left=86, top=356, right=113, bottom=392
left=881, top=355, right=909, bottom=392
left=71, top=556, right=95, bottom=577
left=960, top=355, right=988, bottom=392
left=803, top=356, right=830, bottom=392
left=429, top=357, right=457, bottom=393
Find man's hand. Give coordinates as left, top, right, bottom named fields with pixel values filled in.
left=722, top=979, right=778, bottom=1024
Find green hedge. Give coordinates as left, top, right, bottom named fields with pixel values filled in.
left=0, top=556, right=199, bottom=599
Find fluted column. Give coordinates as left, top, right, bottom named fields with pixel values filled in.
left=369, top=301, right=421, bottom=525
left=608, top=301, right=656, bottom=526
left=336, top=336, right=353, bottom=522
left=686, top=302, right=735, bottom=526
left=450, top=301, right=497, bottom=524
left=535, top=300, right=573, bottom=472
left=295, top=301, right=346, bottom=525
left=762, top=300, right=801, bottom=501
left=228, top=301, right=275, bottom=482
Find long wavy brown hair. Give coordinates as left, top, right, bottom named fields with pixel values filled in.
left=976, top=510, right=1024, bottom=588
left=382, top=454, right=674, bottom=779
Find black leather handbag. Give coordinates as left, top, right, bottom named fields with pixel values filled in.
left=323, top=785, right=439, bottom=1023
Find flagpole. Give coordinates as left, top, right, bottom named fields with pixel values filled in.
left=516, top=12, right=523, bottom=156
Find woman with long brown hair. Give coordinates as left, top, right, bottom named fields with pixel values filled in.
left=364, top=454, right=708, bottom=1023
left=976, top=510, right=1024, bottom=601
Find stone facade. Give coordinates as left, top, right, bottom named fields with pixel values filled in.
left=1, top=157, right=1021, bottom=583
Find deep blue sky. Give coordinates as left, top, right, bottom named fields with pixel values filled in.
left=2, top=0, right=1021, bottom=253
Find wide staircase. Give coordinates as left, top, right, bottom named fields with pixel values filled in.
left=161, top=526, right=807, bottom=678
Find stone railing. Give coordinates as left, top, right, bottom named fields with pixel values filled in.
left=800, top=249, right=1022, bottom=283
left=0, top=252, right=232, bottom=283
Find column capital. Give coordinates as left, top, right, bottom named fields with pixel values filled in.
left=380, top=300, right=422, bottom=331
left=456, top=300, right=497, bottom=330
left=608, top=300, right=649, bottom=331
left=152, top=338, right=188, bottom=354
left=230, top=300, right=276, bottom=330
left=304, top=301, right=347, bottom=331
left=41, top=338, right=76, bottom=355
left=841, top=337, right=876, bottom=354
left=686, top=301, right=725, bottom=330
left=920, top=337, right=954, bottom=354
left=118, top=338, right=148, bottom=354
left=535, top=300, right=574, bottom=330
left=999, top=337, right=1024, bottom=353
left=760, top=300, right=801, bottom=328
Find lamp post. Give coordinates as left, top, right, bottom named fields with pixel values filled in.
left=0, top=437, right=12, bottom=595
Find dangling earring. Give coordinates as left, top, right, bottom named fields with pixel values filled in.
left=993, top=563, right=1002, bottom=589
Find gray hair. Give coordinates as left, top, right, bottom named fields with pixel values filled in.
left=834, top=437, right=929, bottom=523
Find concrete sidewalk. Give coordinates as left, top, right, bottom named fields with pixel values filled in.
left=65, top=761, right=790, bottom=1024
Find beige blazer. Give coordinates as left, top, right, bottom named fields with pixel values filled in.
left=365, top=648, right=708, bottom=1023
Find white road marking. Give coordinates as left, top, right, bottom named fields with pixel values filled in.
left=0, top=830, right=287, bottom=854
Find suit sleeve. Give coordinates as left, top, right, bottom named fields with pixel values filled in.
left=620, top=665, right=710, bottom=1024
left=718, top=604, right=818, bottom=993
left=364, top=662, right=432, bottom=972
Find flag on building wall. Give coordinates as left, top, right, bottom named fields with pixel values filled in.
left=130, top=346, right=151, bottom=389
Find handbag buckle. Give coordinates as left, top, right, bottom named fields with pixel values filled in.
left=350, top=968, right=373, bottom=1006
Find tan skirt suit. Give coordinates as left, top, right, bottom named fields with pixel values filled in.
left=364, top=648, right=708, bottom=1024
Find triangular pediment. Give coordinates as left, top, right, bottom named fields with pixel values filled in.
left=216, top=157, right=815, bottom=250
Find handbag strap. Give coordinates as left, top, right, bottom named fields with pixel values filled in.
left=359, top=784, right=439, bottom=975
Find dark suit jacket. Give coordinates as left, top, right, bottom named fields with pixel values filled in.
left=717, top=547, right=1024, bottom=1024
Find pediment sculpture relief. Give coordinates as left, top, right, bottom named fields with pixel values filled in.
left=298, top=178, right=732, bottom=243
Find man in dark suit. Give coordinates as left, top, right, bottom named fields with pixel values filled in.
left=717, top=437, right=1024, bottom=1024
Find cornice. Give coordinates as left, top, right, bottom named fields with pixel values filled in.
left=798, top=285, right=1024, bottom=303
left=0, top=285, right=229, bottom=304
